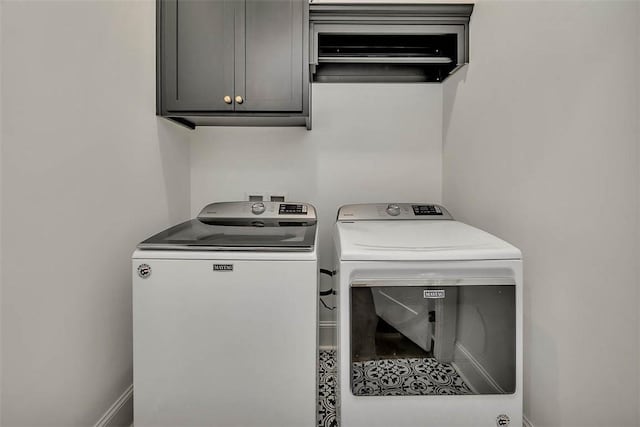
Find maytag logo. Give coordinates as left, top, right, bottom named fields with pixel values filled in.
left=137, top=264, right=151, bottom=279
left=213, top=264, right=234, bottom=272
left=423, top=289, right=445, bottom=299
left=496, top=414, right=510, bottom=427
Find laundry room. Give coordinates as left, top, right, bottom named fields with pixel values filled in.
left=1, top=1, right=639, bottom=427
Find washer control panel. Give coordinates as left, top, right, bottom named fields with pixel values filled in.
left=198, top=201, right=316, bottom=222
left=337, top=203, right=453, bottom=221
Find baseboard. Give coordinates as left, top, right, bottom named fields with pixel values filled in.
left=92, top=372, right=527, bottom=427
left=94, top=384, right=134, bottom=427
left=319, top=320, right=336, bottom=350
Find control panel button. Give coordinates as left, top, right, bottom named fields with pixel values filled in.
left=386, top=204, right=401, bottom=216
left=251, top=202, right=266, bottom=215
left=279, top=204, right=308, bottom=215
left=412, top=205, right=442, bottom=216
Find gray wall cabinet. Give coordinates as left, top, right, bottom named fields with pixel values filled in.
left=157, top=0, right=310, bottom=129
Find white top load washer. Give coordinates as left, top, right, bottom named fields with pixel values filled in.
left=133, top=201, right=318, bottom=427
left=334, top=203, right=522, bottom=427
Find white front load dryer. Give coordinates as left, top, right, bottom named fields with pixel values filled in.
left=334, top=203, right=522, bottom=427
left=133, top=201, right=318, bottom=427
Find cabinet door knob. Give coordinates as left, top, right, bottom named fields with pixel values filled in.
left=223, top=95, right=232, bottom=104
left=235, top=95, right=244, bottom=104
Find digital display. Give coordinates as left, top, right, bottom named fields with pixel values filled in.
left=279, top=204, right=307, bottom=215
left=412, top=205, right=442, bottom=216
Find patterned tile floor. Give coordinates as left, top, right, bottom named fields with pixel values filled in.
left=318, top=350, right=338, bottom=427
left=318, top=350, right=473, bottom=426
left=352, top=357, right=473, bottom=396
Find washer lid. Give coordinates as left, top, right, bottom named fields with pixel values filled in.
left=138, top=201, right=317, bottom=251
left=336, top=220, right=521, bottom=261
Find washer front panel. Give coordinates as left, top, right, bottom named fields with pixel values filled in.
left=133, top=257, right=317, bottom=427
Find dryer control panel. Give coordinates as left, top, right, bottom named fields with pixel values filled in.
left=337, top=203, right=453, bottom=221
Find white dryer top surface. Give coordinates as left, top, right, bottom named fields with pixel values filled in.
left=335, top=220, right=521, bottom=261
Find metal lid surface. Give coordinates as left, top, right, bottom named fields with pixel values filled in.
left=138, top=201, right=317, bottom=251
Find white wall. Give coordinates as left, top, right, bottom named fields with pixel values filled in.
left=637, top=4, right=640, bottom=423
left=0, top=1, right=3, bottom=423
left=442, top=1, right=639, bottom=426
left=1, top=1, right=190, bottom=426
left=190, top=83, right=444, bottom=322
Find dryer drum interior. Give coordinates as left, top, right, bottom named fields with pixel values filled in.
left=350, top=279, right=516, bottom=397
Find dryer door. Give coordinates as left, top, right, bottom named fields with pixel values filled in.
left=350, top=278, right=515, bottom=396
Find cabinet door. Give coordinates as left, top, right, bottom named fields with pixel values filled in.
left=234, top=0, right=304, bottom=112
left=161, top=0, right=235, bottom=112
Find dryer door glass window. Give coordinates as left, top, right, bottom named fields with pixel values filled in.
left=350, top=281, right=516, bottom=396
